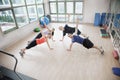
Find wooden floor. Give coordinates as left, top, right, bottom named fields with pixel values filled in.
left=0, top=23, right=120, bottom=80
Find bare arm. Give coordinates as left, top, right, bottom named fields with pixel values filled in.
left=43, top=22, right=51, bottom=31
left=66, top=14, right=70, bottom=24
left=52, top=36, right=55, bottom=42
left=74, top=18, right=79, bottom=35
left=60, top=36, right=64, bottom=41
left=67, top=43, right=73, bottom=51
left=46, top=38, right=53, bottom=50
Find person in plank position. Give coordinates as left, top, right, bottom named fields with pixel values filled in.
left=67, top=18, right=104, bottom=54
left=67, top=33, right=104, bottom=54
left=19, top=32, right=53, bottom=57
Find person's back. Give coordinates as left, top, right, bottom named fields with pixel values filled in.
left=72, top=35, right=84, bottom=44
left=64, top=24, right=75, bottom=33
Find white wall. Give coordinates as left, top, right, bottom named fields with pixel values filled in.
left=0, top=21, right=39, bottom=49
left=83, top=0, right=110, bottom=23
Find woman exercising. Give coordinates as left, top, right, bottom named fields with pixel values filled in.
left=67, top=34, right=104, bottom=54
left=19, top=33, right=53, bottom=57
left=31, top=28, right=55, bottom=42
left=59, top=14, right=86, bottom=41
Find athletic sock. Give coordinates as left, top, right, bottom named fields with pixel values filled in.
left=100, top=47, right=104, bottom=55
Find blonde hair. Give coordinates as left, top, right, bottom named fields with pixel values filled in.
left=59, top=26, right=63, bottom=30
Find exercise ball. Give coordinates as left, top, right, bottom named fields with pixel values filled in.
left=34, top=27, right=40, bottom=32
left=44, top=16, right=49, bottom=25
left=39, top=16, right=49, bottom=27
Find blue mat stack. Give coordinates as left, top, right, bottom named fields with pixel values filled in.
left=94, top=13, right=101, bottom=26
left=100, top=13, right=106, bottom=26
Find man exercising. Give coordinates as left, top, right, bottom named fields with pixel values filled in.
left=59, top=14, right=86, bottom=41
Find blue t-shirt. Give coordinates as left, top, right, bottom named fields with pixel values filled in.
left=72, top=35, right=84, bottom=44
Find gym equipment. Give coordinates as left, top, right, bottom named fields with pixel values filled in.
left=34, top=27, right=40, bottom=32
left=114, top=14, right=120, bottom=28
left=100, top=29, right=109, bottom=38
left=112, top=50, right=119, bottom=60
left=94, top=13, right=101, bottom=26
left=112, top=67, right=120, bottom=76
left=0, top=50, right=36, bottom=80
left=39, top=16, right=49, bottom=27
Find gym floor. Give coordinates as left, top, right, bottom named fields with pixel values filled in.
left=0, top=23, right=120, bottom=80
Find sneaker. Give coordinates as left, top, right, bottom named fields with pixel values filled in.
left=101, top=50, right=104, bottom=55
left=100, top=47, right=104, bottom=55
left=27, top=41, right=31, bottom=45
left=19, top=50, right=25, bottom=57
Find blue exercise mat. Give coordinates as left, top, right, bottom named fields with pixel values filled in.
left=112, top=67, right=120, bottom=76
left=94, top=13, right=101, bottom=26
left=100, top=13, right=106, bottom=26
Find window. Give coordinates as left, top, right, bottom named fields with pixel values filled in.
left=26, top=0, right=35, bottom=5
left=0, top=10, right=16, bottom=33
left=0, top=0, right=11, bottom=8
left=58, top=2, right=65, bottom=14
left=50, top=3, right=57, bottom=13
left=36, top=0, right=43, bottom=4
left=49, top=0, right=56, bottom=1
left=75, top=15, right=83, bottom=21
left=14, top=7, right=28, bottom=27
left=28, top=6, right=37, bottom=22
left=51, top=15, right=57, bottom=21
left=11, top=0, right=25, bottom=6
left=0, top=0, right=44, bottom=34
left=69, top=15, right=75, bottom=22
left=58, top=15, right=65, bottom=22
left=75, top=2, right=83, bottom=14
left=49, top=0, right=84, bottom=22
left=37, top=5, right=44, bottom=17
left=66, top=2, right=73, bottom=13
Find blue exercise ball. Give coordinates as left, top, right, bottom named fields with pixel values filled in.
left=44, top=16, right=49, bottom=25
left=40, top=16, right=49, bottom=27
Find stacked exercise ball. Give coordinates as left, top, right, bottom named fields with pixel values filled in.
left=39, top=16, right=49, bottom=27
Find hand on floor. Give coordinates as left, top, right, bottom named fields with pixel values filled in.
left=67, top=49, right=71, bottom=51
left=50, top=48, right=54, bottom=50
left=60, top=40, right=63, bottom=41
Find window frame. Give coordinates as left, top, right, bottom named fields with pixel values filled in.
left=49, top=0, right=84, bottom=23
left=0, top=0, right=45, bottom=34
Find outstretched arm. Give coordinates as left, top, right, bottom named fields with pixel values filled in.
left=46, top=38, right=53, bottom=50
left=67, top=43, right=73, bottom=51
left=52, top=36, right=55, bottom=42
left=43, top=22, right=51, bottom=31
left=60, top=32, right=66, bottom=41
left=60, top=36, right=64, bottom=41
left=66, top=14, right=70, bottom=24
left=74, top=18, right=79, bottom=35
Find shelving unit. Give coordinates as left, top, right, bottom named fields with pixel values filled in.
left=108, top=13, right=120, bottom=61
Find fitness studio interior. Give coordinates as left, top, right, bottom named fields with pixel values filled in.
left=0, top=0, right=120, bottom=80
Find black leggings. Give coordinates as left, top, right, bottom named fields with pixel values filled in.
left=33, top=33, right=42, bottom=40
left=26, top=40, right=37, bottom=49
left=26, top=33, right=42, bottom=49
